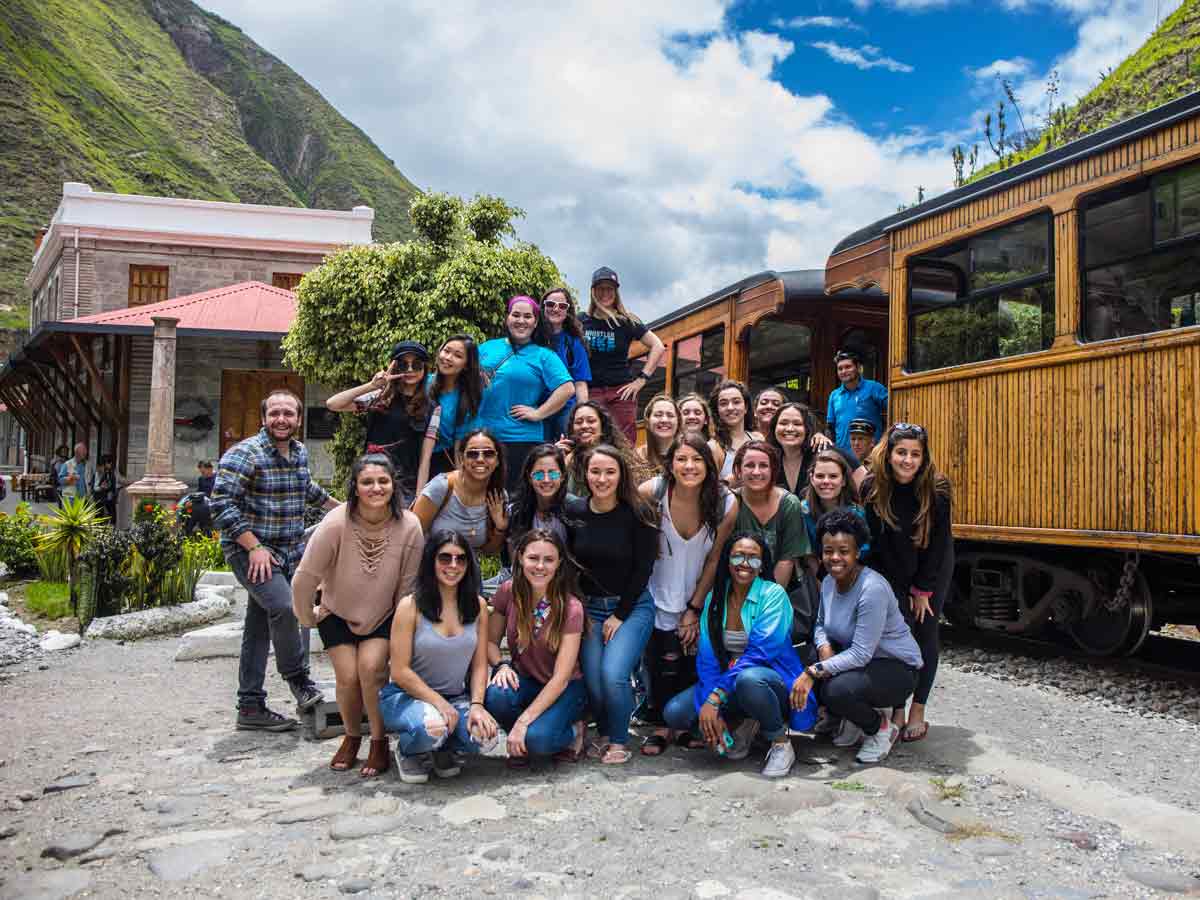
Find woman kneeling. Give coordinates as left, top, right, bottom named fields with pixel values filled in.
left=380, top=531, right=499, bottom=784
left=788, top=510, right=923, bottom=765
left=663, top=533, right=813, bottom=779
left=485, top=529, right=587, bottom=763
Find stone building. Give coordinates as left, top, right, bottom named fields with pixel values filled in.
left=0, top=182, right=374, bottom=503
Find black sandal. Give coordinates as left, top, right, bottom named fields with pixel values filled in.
left=640, top=733, right=670, bottom=756
left=674, top=731, right=707, bottom=750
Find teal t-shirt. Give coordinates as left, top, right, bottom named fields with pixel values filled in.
left=425, top=377, right=476, bottom=452
left=477, top=338, right=571, bottom=443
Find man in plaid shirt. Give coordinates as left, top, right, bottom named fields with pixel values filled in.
left=211, top=389, right=340, bottom=731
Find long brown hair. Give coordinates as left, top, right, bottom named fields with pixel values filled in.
left=801, top=449, right=859, bottom=513
left=709, top=379, right=754, bottom=450
left=641, top=393, right=680, bottom=474
left=678, top=392, right=715, bottom=441
left=369, top=357, right=430, bottom=422
left=510, top=528, right=581, bottom=654
left=565, top=401, right=634, bottom=488
left=661, top=433, right=726, bottom=540
left=864, top=423, right=951, bottom=549
left=583, top=444, right=660, bottom=530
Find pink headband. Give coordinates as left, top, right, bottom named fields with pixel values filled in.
left=507, top=295, right=539, bottom=316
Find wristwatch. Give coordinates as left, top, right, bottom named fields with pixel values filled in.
left=807, top=662, right=825, bottom=679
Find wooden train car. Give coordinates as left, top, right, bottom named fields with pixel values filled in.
left=823, top=91, right=1200, bottom=655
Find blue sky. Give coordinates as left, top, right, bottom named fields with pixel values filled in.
left=200, top=0, right=1182, bottom=318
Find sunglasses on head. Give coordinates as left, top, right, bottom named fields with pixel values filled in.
left=436, top=551, right=468, bottom=566
left=730, top=553, right=763, bottom=570
left=531, top=470, right=562, bottom=482
left=392, top=359, right=426, bottom=372
left=464, top=448, right=498, bottom=461
left=891, top=422, right=927, bottom=439
left=542, top=299, right=570, bottom=312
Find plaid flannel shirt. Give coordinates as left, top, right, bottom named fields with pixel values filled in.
left=210, top=428, right=330, bottom=572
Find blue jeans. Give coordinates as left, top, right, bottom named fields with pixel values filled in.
left=580, top=592, right=655, bottom=745
left=227, top=548, right=310, bottom=707
left=378, top=685, right=482, bottom=756
left=663, top=666, right=791, bottom=741
left=484, top=677, right=586, bottom=756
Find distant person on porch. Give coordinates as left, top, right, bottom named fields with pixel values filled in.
left=56, top=443, right=91, bottom=502
left=211, top=389, right=341, bottom=733
left=91, top=454, right=120, bottom=523
left=826, top=350, right=887, bottom=455
left=197, top=460, right=216, bottom=496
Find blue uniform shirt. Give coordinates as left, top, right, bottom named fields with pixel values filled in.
left=826, top=378, right=888, bottom=452
left=477, top=338, right=571, bottom=443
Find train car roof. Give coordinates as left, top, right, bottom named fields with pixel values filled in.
left=646, top=268, right=884, bottom=331
left=830, top=88, right=1200, bottom=256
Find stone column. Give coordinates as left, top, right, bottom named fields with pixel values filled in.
left=125, top=316, right=189, bottom=512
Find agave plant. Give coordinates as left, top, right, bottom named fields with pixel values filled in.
left=37, top=496, right=107, bottom=619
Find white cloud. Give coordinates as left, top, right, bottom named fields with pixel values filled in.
left=969, top=57, right=1034, bottom=80
left=772, top=15, right=863, bottom=30
left=811, top=41, right=914, bottom=73
left=195, top=1, right=947, bottom=319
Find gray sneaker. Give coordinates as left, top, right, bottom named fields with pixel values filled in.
left=399, top=752, right=433, bottom=784
left=433, top=750, right=464, bottom=779
left=235, top=704, right=297, bottom=732
left=832, top=718, right=865, bottom=748
left=761, top=740, right=795, bottom=778
left=813, top=709, right=841, bottom=736
left=288, top=678, right=324, bottom=712
left=856, top=721, right=899, bottom=764
left=727, top=719, right=760, bottom=761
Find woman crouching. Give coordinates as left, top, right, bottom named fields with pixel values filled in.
left=485, top=529, right=587, bottom=764
left=380, top=531, right=499, bottom=784
left=663, top=532, right=814, bottom=779
left=788, top=510, right=923, bottom=765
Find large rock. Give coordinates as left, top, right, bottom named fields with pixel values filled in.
left=86, top=594, right=232, bottom=641
left=0, top=870, right=91, bottom=900
left=41, top=828, right=122, bottom=861
left=198, top=571, right=240, bottom=587
left=39, top=631, right=81, bottom=652
left=440, top=795, right=506, bottom=825
left=175, top=621, right=324, bottom=661
left=147, top=838, right=235, bottom=881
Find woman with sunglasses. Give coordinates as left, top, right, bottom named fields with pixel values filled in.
left=507, top=444, right=574, bottom=552
left=862, top=422, right=953, bottom=744
left=478, top=296, right=575, bottom=492
left=486, top=529, right=588, bottom=762
left=638, top=394, right=680, bottom=476
left=637, top=433, right=737, bottom=756
left=536, top=287, right=591, bottom=442
left=709, top=380, right=761, bottom=486
left=788, top=510, right=922, bottom=764
left=556, top=400, right=637, bottom=496
left=413, top=428, right=508, bottom=554
left=662, top=532, right=813, bottom=778
left=292, top=453, right=425, bottom=778
left=380, top=531, right=498, bottom=783
left=566, top=444, right=659, bottom=764
left=419, top=334, right=487, bottom=486
left=326, top=340, right=432, bottom=506
left=580, top=266, right=665, bottom=445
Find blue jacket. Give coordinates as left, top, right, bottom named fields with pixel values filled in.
left=693, top=578, right=816, bottom=727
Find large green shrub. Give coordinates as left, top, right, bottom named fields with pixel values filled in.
left=0, top=504, right=40, bottom=576
left=78, top=528, right=136, bottom=626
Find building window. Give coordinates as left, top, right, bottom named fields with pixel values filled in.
left=671, top=325, right=725, bottom=399
left=272, top=272, right=303, bottom=291
left=908, top=212, right=1053, bottom=372
left=1082, top=161, right=1200, bottom=341
left=748, top=318, right=813, bottom=407
left=129, top=265, right=169, bottom=307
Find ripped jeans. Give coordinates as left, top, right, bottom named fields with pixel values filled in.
left=378, top=684, right=482, bottom=757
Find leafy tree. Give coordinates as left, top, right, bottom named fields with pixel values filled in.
left=283, top=193, right=565, bottom=483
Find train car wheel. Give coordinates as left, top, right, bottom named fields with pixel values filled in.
left=1066, top=571, right=1152, bottom=656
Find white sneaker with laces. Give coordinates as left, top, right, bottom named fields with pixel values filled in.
left=761, top=740, right=795, bottom=778
left=856, top=721, right=900, bottom=764
left=727, top=719, right=760, bottom=761
left=832, top=718, right=865, bottom=748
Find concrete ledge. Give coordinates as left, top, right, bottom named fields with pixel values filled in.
left=175, top=620, right=324, bottom=661
left=198, top=571, right=239, bottom=588
left=86, top=594, right=232, bottom=641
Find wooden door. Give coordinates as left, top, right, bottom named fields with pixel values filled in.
left=220, top=370, right=305, bottom=455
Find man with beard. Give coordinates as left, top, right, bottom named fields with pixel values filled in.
left=211, top=389, right=341, bottom=731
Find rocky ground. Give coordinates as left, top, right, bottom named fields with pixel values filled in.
left=1, top=590, right=1200, bottom=899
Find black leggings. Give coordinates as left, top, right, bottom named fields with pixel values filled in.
left=643, top=628, right=697, bottom=726
left=816, top=658, right=918, bottom=735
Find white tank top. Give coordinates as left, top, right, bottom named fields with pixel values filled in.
left=647, top=477, right=737, bottom=631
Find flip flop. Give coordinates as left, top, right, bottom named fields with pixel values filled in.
left=640, top=734, right=670, bottom=756
left=601, top=746, right=633, bottom=765
left=902, top=721, right=929, bottom=743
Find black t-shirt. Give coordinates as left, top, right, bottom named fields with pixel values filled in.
left=564, top=496, right=656, bottom=620
left=579, top=313, right=648, bottom=387
left=358, top=391, right=428, bottom=491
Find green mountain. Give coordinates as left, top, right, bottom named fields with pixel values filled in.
left=0, top=0, right=419, bottom=329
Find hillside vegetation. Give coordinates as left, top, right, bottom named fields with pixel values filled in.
left=0, top=0, right=418, bottom=328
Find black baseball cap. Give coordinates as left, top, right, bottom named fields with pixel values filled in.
left=389, top=340, right=429, bottom=362
left=848, top=418, right=876, bottom=436
left=591, top=266, right=620, bottom=287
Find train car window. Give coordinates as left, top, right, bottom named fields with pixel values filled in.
left=671, top=326, right=726, bottom=398
left=748, top=318, right=813, bottom=407
left=631, top=351, right=666, bottom=422
left=907, top=212, right=1054, bottom=371
left=1083, top=161, right=1200, bottom=341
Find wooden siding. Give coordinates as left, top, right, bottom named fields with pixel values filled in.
left=825, top=235, right=889, bottom=295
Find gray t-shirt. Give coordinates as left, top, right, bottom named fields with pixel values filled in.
left=813, top=566, right=923, bottom=675
left=420, top=473, right=504, bottom=551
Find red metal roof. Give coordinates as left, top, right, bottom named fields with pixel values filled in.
left=66, top=281, right=298, bottom=336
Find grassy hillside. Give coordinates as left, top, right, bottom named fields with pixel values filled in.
left=971, top=0, right=1200, bottom=180
left=0, top=0, right=418, bottom=330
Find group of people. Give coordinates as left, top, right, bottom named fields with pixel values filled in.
left=208, top=272, right=953, bottom=783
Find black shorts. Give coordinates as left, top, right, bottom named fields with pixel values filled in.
left=316, top=610, right=394, bottom=650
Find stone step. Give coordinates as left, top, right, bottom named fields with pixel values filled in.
left=300, top=681, right=368, bottom=740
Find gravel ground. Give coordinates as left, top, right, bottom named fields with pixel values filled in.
left=0, top=625, right=1198, bottom=900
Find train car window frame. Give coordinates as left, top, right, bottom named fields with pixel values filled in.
left=1080, top=160, right=1200, bottom=343
left=906, top=211, right=1055, bottom=373
left=631, top=350, right=666, bottom=423
left=670, top=324, right=726, bottom=399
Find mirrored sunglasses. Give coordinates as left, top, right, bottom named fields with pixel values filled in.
left=531, top=470, right=562, bottom=482
left=464, top=448, right=498, bottom=460
left=729, top=553, right=763, bottom=570
left=436, top=552, right=468, bottom=566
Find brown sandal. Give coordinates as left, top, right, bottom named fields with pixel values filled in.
left=329, top=735, right=362, bottom=771
left=361, top=738, right=390, bottom=778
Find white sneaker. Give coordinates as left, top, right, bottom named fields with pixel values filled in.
left=398, top=751, right=433, bottom=783
left=832, top=718, right=865, bottom=748
left=432, top=750, right=464, bottom=778
left=727, top=719, right=760, bottom=761
left=856, top=721, right=899, bottom=764
left=761, top=740, right=795, bottom=778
